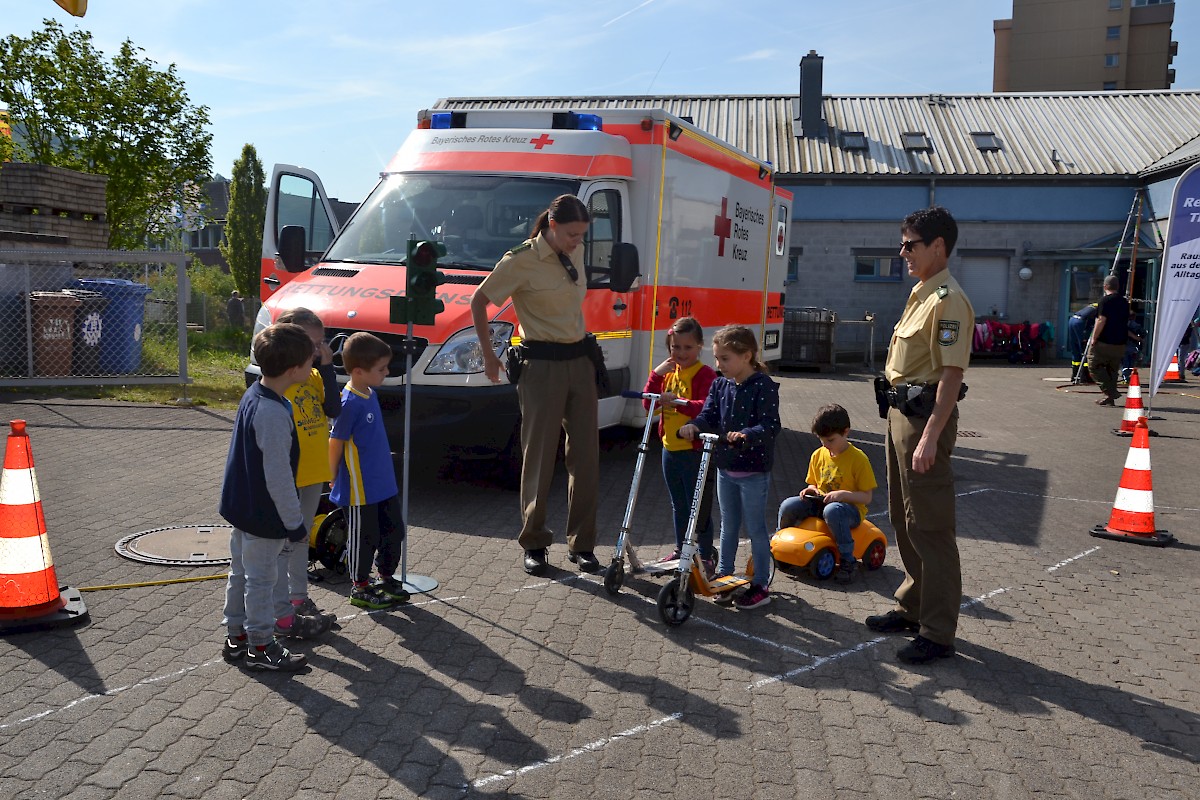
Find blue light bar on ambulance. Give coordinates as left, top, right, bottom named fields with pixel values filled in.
left=424, top=110, right=602, bottom=131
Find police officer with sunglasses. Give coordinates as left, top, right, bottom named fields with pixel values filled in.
left=866, top=206, right=975, bottom=665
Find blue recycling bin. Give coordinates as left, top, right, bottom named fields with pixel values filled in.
left=70, top=278, right=152, bottom=374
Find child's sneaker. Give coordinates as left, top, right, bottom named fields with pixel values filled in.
left=274, top=613, right=331, bottom=639
left=245, top=639, right=307, bottom=672
left=294, top=597, right=338, bottom=627
left=654, top=549, right=681, bottom=564
left=372, top=576, right=411, bottom=604
left=222, top=633, right=247, bottom=662
left=735, top=584, right=771, bottom=609
left=350, top=583, right=400, bottom=610
left=834, top=557, right=858, bottom=585
left=711, top=577, right=737, bottom=606
left=701, top=556, right=717, bottom=581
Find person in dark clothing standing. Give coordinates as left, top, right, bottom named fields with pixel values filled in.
left=1089, top=276, right=1130, bottom=406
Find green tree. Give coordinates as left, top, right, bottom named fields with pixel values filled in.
left=0, top=19, right=212, bottom=249
left=219, top=144, right=266, bottom=298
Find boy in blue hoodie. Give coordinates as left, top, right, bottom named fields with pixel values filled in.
left=219, top=322, right=321, bottom=672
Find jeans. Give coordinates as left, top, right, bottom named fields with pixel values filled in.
left=661, top=447, right=714, bottom=558
left=777, top=496, right=860, bottom=560
left=281, top=483, right=324, bottom=600
left=716, top=470, right=771, bottom=588
left=223, top=529, right=290, bottom=646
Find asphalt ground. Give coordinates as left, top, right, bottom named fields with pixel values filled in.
left=1, top=362, right=1198, bottom=799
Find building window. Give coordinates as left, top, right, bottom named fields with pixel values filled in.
left=1107, top=26, right=1121, bottom=39
left=1104, top=81, right=1118, bottom=90
left=1108, top=0, right=1122, bottom=8
left=902, top=132, right=932, bottom=151
left=1105, top=54, right=1119, bottom=68
left=970, top=131, right=1002, bottom=151
left=841, top=131, right=868, bottom=150
left=786, top=248, right=801, bottom=282
left=1132, top=1, right=1171, bottom=7
left=854, top=255, right=903, bottom=282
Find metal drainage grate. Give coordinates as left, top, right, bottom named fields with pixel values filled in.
left=958, top=431, right=983, bottom=438
left=115, top=524, right=233, bottom=566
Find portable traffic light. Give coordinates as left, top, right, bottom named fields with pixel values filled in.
left=392, top=239, right=446, bottom=326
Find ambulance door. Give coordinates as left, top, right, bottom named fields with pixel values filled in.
left=260, top=164, right=341, bottom=300
left=581, top=182, right=634, bottom=428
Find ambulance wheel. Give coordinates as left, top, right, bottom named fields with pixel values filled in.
left=603, top=561, right=624, bottom=595
left=314, top=507, right=349, bottom=573
left=657, top=580, right=694, bottom=626
left=809, top=548, right=837, bottom=580
left=864, top=540, right=886, bottom=571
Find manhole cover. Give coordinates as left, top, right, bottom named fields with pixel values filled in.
left=115, top=524, right=233, bottom=566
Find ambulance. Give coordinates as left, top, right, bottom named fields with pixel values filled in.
left=251, top=107, right=791, bottom=464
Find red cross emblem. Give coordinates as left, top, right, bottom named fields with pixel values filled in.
left=530, top=134, right=554, bottom=150
left=713, top=197, right=732, bottom=257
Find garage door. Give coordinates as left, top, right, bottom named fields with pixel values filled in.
left=955, top=257, right=1009, bottom=317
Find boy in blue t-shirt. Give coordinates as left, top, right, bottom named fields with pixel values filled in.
left=329, top=332, right=410, bottom=609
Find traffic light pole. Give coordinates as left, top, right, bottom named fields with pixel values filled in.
left=398, top=317, right=438, bottom=595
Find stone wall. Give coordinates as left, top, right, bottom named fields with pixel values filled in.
left=0, top=163, right=109, bottom=249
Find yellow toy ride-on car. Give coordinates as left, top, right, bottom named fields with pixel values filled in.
left=770, top=517, right=888, bottom=580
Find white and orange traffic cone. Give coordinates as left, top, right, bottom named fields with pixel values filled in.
left=0, top=420, right=88, bottom=634
left=1090, top=418, right=1174, bottom=547
left=1163, top=352, right=1185, bottom=383
left=1113, top=368, right=1148, bottom=436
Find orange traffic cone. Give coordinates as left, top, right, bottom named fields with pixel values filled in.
left=0, top=420, right=88, bottom=634
left=1163, top=353, right=1185, bottom=383
left=1113, top=368, right=1147, bottom=436
left=1090, top=418, right=1174, bottom=547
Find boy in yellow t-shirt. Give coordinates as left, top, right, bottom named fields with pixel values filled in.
left=777, top=403, right=877, bottom=584
left=275, top=307, right=341, bottom=635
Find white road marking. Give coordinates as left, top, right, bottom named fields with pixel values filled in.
left=471, top=713, right=683, bottom=789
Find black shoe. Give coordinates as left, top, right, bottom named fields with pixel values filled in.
left=896, top=635, right=955, bottom=664
left=523, top=548, right=548, bottom=575
left=834, top=557, right=858, bottom=585
left=865, top=610, right=920, bottom=633
left=568, top=550, right=601, bottom=573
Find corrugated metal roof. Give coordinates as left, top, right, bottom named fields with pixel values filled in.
left=433, top=91, right=1200, bottom=178
left=1140, top=132, right=1200, bottom=176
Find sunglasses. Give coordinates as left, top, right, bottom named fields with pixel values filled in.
left=558, top=252, right=579, bottom=283
left=900, top=238, right=927, bottom=253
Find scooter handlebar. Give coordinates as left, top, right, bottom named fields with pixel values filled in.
left=621, top=390, right=687, bottom=405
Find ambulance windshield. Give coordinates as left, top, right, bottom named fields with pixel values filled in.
left=325, top=174, right=580, bottom=269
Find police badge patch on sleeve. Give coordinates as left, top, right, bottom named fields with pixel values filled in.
left=937, top=320, right=960, bottom=346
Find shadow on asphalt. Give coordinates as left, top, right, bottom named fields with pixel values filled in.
left=262, top=624, right=537, bottom=799
left=3, top=625, right=105, bottom=696
left=901, top=641, right=1200, bottom=765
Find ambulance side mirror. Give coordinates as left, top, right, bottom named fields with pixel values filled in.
left=278, top=225, right=307, bottom=273
left=608, top=243, right=639, bottom=293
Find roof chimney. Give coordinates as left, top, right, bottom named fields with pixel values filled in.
left=798, top=50, right=824, bottom=138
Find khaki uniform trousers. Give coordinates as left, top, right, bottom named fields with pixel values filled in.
left=516, top=355, right=599, bottom=552
left=885, top=405, right=961, bottom=646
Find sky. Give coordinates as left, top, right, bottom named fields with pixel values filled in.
left=4, top=0, right=1199, bottom=203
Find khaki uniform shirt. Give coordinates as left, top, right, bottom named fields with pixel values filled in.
left=479, top=232, right=586, bottom=343
left=885, top=269, right=975, bottom=386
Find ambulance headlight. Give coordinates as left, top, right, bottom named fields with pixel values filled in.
left=424, top=323, right=514, bottom=374
left=249, top=305, right=274, bottom=365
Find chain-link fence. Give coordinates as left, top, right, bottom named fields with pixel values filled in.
left=0, top=249, right=189, bottom=388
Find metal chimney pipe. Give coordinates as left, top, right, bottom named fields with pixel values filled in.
left=799, top=50, right=824, bottom=138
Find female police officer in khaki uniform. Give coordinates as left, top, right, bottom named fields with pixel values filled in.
left=469, top=195, right=601, bottom=577
left=866, top=206, right=974, bottom=665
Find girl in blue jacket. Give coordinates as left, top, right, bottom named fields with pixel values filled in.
left=679, top=325, right=781, bottom=609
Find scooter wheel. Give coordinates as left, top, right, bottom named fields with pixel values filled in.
left=603, top=561, right=624, bottom=595
left=657, top=579, right=694, bottom=626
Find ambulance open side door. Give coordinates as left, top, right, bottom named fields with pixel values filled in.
left=261, top=164, right=342, bottom=300
left=581, top=182, right=635, bottom=428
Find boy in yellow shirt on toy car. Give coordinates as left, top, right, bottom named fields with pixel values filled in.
left=777, top=404, right=877, bottom=584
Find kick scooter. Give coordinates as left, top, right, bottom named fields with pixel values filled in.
left=604, top=389, right=686, bottom=595
left=656, top=433, right=769, bottom=626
